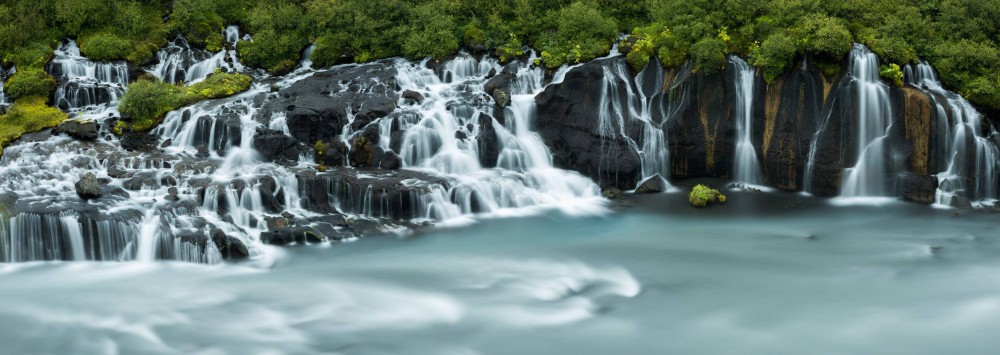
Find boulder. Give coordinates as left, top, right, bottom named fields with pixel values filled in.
left=402, top=90, right=425, bottom=104
left=211, top=228, right=249, bottom=260
left=635, top=174, right=668, bottom=194
left=75, top=172, right=102, bottom=200
left=54, top=120, right=99, bottom=141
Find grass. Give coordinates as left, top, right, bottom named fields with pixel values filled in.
left=0, top=96, right=67, bottom=155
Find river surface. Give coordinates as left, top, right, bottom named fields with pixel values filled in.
left=1, top=191, right=998, bottom=355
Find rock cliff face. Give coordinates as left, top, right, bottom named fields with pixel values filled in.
left=533, top=48, right=997, bottom=203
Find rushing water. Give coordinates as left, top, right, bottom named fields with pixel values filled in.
left=148, top=26, right=246, bottom=85
left=730, top=56, right=764, bottom=186
left=840, top=44, right=894, bottom=197
left=0, top=192, right=998, bottom=354
left=47, top=40, right=129, bottom=115
left=905, top=62, right=1000, bottom=206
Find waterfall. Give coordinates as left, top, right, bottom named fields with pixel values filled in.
left=595, top=59, right=671, bottom=189
left=148, top=26, right=245, bottom=84
left=47, top=40, right=129, bottom=114
left=906, top=61, right=1000, bottom=206
left=393, top=52, right=603, bottom=216
left=840, top=44, right=894, bottom=197
left=0, top=66, right=13, bottom=106
left=729, top=56, right=764, bottom=186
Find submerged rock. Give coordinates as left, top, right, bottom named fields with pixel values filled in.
left=897, top=172, right=938, bottom=204
left=75, top=172, right=102, bottom=200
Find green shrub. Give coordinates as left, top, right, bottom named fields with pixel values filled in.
left=751, top=32, right=798, bottom=83
left=965, top=73, right=1000, bottom=109
left=624, top=24, right=687, bottom=71
left=798, top=14, right=853, bottom=60
left=119, top=71, right=252, bottom=132
left=689, top=37, right=728, bottom=74
left=4, top=67, right=56, bottom=99
left=538, top=1, right=618, bottom=68
left=880, top=64, right=904, bottom=87
left=462, top=21, right=486, bottom=50
left=5, top=42, right=54, bottom=69
left=80, top=32, right=132, bottom=62
left=311, top=34, right=351, bottom=68
left=402, top=2, right=460, bottom=59
left=495, top=33, right=524, bottom=63
left=689, top=184, right=727, bottom=207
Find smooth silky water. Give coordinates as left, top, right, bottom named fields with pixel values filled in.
left=0, top=190, right=997, bottom=355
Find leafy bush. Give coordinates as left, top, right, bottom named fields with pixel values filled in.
left=3, top=67, right=56, bottom=99
left=402, top=2, right=460, bottom=59
left=880, top=64, right=904, bottom=87
left=798, top=14, right=853, bottom=60
left=80, top=32, right=132, bottom=62
left=624, top=24, right=687, bottom=71
left=751, top=32, right=798, bottom=83
left=310, top=34, right=351, bottom=69
left=689, top=37, right=727, bottom=74
left=538, top=2, right=618, bottom=68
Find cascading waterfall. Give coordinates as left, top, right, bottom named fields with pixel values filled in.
left=906, top=61, right=1000, bottom=205
left=392, top=52, right=603, bottom=216
left=840, top=44, right=894, bottom=197
left=595, top=58, right=671, bottom=189
left=148, top=26, right=245, bottom=84
left=0, top=66, right=13, bottom=106
left=729, top=56, right=764, bottom=186
left=47, top=40, right=129, bottom=114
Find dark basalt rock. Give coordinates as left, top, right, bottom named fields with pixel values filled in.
left=253, top=128, right=307, bottom=164
left=75, top=172, right=102, bottom=199
left=263, top=63, right=397, bottom=145
left=760, top=58, right=828, bottom=191
left=295, top=168, right=449, bottom=220
left=53, top=120, right=99, bottom=141
left=635, top=174, right=668, bottom=194
left=477, top=113, right=500, bottom=168
left=210, top=228, right=249, bottom=260
left=316, top=140, right=349, bottom=167
left=119, top=131, right=159, bottom=152
left=402, top=90, right=425, bottom=104
left=535, top=57, right=643, bottom=190
left=897, top=172, right=938, bottom=204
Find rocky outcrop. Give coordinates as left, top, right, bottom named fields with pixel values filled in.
left=53, top=120, right=99, bottom=141
left=259, top=63, right=397, bottom=149
left=761, top=58, right=831, bottom=191
left=661, top=62, right=744, bottom=181
left=535, top=57, right=643, bottom=190
left=253, top=128, right=307, bottom=164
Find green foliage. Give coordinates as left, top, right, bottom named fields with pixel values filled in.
left=310, top=34, right=350, bottom=69
left=689, top=37, right=728, bottom=74
left=688, top=184, right=727, bottom=207
left=119, top=71, right=252, bottom=132
left=402, top=2, right=460, bottom=59
left=623, top=24, right=687, bottom=71
left=798, top=14, right=853, bottom=60
left=751, top=32, right=798, bottom=83
left=4, top=68, right=56, bottom=100
left=80, top=32, right=132, bottom=62
left=538, top=1, right=618, bottom=68
left=0, top=96, right=67, bottom=155
left=496, top=33, right=525, bottom=63
left=880, top=64, right=904, bottom=87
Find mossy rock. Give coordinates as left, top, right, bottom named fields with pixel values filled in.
left=0, top=96, right=67, bottom=155
left=688, top=184, right=727, bottom=207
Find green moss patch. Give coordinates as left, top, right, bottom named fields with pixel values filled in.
left=0, top=96, right=67, bottom=155
left=689, top=184, right=727, bottom=208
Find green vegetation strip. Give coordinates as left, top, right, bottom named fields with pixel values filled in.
left=0, top=96, right=67, bottom=155
left=118, top=71, right=252, bottom=132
